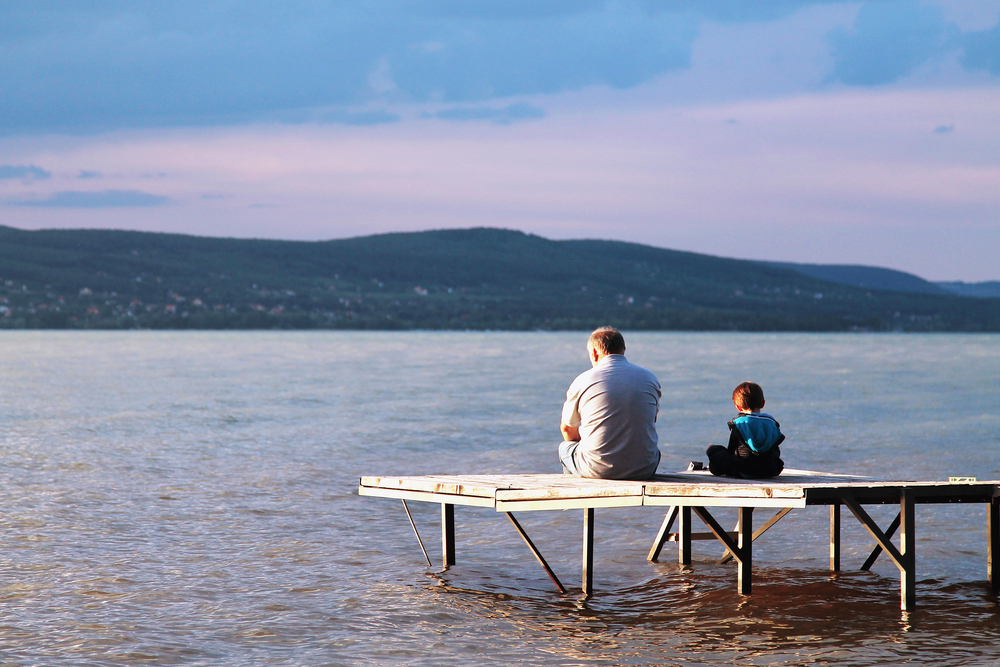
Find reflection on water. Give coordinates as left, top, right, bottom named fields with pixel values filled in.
left=0, top=331, right=997, bottom=665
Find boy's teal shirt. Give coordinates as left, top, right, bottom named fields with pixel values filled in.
left=732, top=412, right=784, bottom=454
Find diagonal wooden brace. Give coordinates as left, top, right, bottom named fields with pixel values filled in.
left=719, top=507, right=792, bottom=565
left=505, top=512, right=567, bottom=594
left=841, top=497, right=906, bottom=571
left=692, top=507, right=740, bottom=557
left=647, top=506, right=679, bottom=563
left=861, top=511, right=901, bottom=571
left=401, top=500, right=432, bottom=567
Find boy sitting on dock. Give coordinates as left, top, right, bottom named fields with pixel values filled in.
left=706, top=382, right=784, bottom=479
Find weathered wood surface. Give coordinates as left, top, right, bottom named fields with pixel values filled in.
left=359, top=470, right=1000, bottom=510
left=361, top=474, right=647, bottom=496
left=360, top=473, right=648, bottom=509
left=360, top=474, right=527, bottom=498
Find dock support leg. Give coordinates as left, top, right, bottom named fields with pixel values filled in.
left=678, top=506, right=692, bottom=566
left=900, top=490, right=915, bottom=611
left=843, top=496, right=912, bottom=608
left=989, top=497, right=999, bottom=594
left=441, top=503, right=455, bottom=567
left=830, top=503, right=841, bottom=572
left=693, top=506, right=752, bottom=595
left=583, top=508, right=595, bottom=597
left=738, top=507, right=753, bottom=595
left=647, top=506, right=678, bottom=563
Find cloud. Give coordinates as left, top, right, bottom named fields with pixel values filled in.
left=0, top=1, right=996, bottom=136
left=827, top=1, right=950, bottom=85
left=934, top=124, right=954, bottom=133
left=404, top=0, right=607, bottom=20
left=640, top=0, right=852, bottom=24
left=8, top=190, right=172, bottom=208
left=320, top=109, right=401, bottom=126
left=77, top=170, right=101, bottom=178
left=432, top=102, right=545, bottom=124
left=962, top=21, right=1000, bottom=74
left=0, top=164, right=51, bottom=180
left=0, top=1, right=696, bottom=134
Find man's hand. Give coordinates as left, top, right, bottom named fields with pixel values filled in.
left=561, top=423, right=580, bottom=442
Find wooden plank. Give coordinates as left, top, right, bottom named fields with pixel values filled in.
left=805, top=483, right=999, bottom=504
left=644, top=495, right=805, bottom=508
left=644, top=482, right=807, bottom=500
left=496, top=495, right=643, bottom=512
left=360, top=475, right=505, bottom=497
left=358, top=485, right=496, bottom=508
left=654, top=468, right=869, bottom=482
left=495, top=484, right=644, bottom=502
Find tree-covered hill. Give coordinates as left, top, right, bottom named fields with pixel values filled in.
left=0, top=225, right=996, bottom=331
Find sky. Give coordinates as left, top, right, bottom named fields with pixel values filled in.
left=1, top=1, right=999, bottom=281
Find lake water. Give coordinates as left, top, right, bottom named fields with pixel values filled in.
left=0, top=331, right=998, bottom=666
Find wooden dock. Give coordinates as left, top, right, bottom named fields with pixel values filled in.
left=358, top=469, right=1000, bottom=610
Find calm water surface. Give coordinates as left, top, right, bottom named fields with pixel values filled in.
left=0, top=331, right=998, bottom=666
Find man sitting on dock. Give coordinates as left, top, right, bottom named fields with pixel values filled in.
left=559, top=327, right=662, bottom=480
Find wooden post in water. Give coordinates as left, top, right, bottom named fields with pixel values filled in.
left=899, top=490, right=916, bottom=611
left=441, top=503, right=455, bottom=567
left=678, top=506, right=692, bottom=566
left=989, top=497, right=999, bottom=593
left=738, top=507, right=753, bottom=595
left=830, top=502, right=841, bottom=571
left=583, top=508, right=595, bottom=597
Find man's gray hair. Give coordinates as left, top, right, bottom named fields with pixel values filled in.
left=588, top=327, right=625, bottom=356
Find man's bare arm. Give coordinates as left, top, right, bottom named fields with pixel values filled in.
left=561, top=423, right=580, bottom=442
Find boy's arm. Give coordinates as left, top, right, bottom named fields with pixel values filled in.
left=727, top=421, right=752, bottom=457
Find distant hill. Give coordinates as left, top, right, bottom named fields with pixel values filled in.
left=0, top=225, right=997, bottom=331
left=766, top=262, right=950, bottom=295
left=935, top=281, right=1000, bottom=298
left=767, top=261, right=1000, bottom=299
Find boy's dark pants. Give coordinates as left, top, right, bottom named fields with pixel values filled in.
left=706, top=428, right=784, bottom=479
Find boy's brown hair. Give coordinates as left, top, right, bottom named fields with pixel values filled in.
left=733, top=381, right=765, bottom=411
